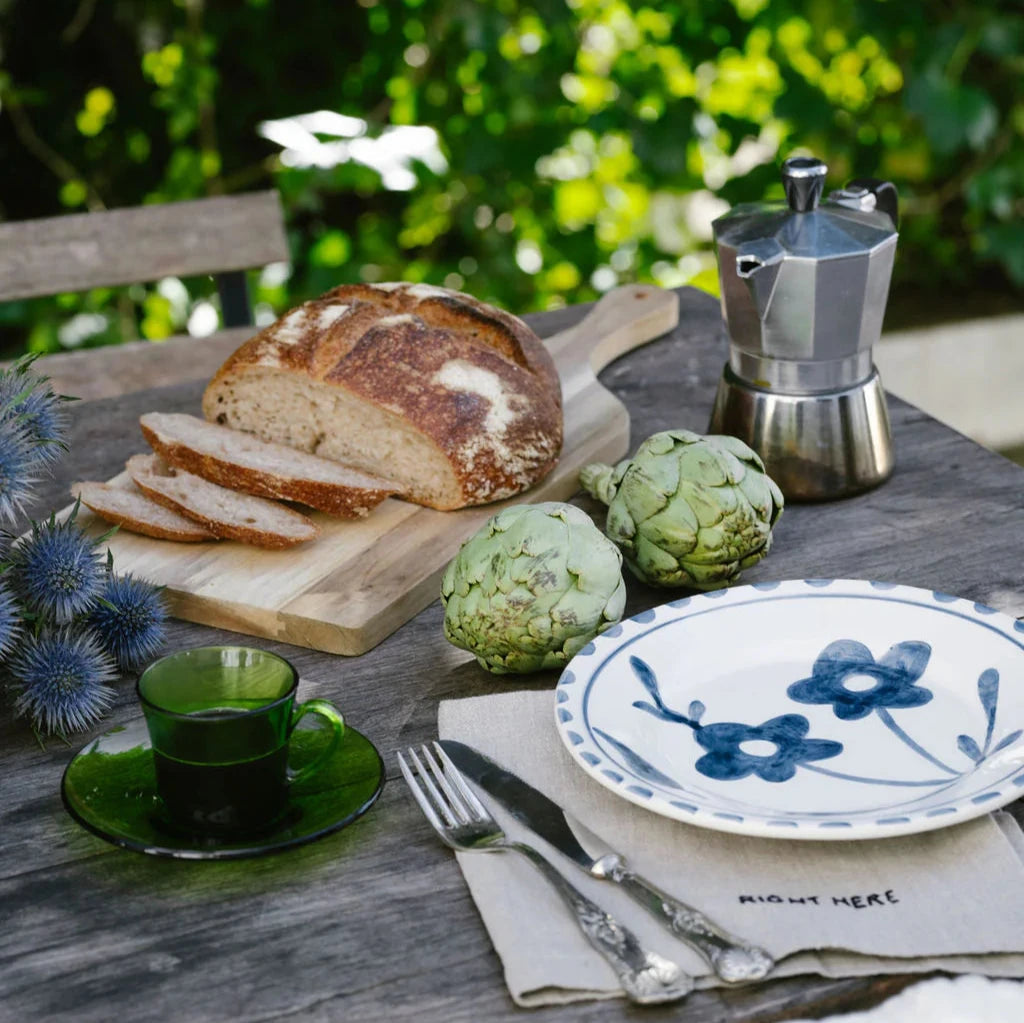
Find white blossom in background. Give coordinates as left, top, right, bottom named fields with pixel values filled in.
left=515, top=241, right=542, bottom=275
left=57, top=313, right=108, bottom=349
left=257, top=110, right=447, bottom=192
left=259, top=261, right=291, bottom=289
left=156, top=276, right=189, bottom=323
left=187, top=300, right=219, bottom=338
left=253, top=302, right=278, bottom=328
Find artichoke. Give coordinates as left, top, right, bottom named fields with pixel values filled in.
left=440, top=502, right=626, bottom=675
left=580, top=430, right=783, bottom=590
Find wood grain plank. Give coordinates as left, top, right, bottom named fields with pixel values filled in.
left=14, top=328, right=254, bottom=402
left=5, top=288, right=1024, bottom=1023
left=0, top=191, right=288, bottom=301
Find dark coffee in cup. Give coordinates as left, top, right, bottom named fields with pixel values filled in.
left=138, top=648, right=345, bottom=838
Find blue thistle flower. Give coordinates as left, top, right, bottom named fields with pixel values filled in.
left=0, top=579, right=21, bottom=658
left=0, top=417, right=39, bottom=525
left=0, top=357, right=70, bottom=471
left=11, top=626, right=117, bottom=735
left=8, top=512, right=105, bottom=624
left=13, top=387, right=69, bottom=467
left=89, top=573, right=168, bottom=670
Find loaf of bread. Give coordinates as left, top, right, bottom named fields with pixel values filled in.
left=127, top=454, right=320, bottom=549
left=202, top=283, right=563, bottom=510
left=139, top=412, right=398, bottom=518
left=72, top=479, right=219, bottom=542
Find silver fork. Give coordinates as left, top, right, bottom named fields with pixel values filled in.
left=398, top=742, right=694, bottom=1005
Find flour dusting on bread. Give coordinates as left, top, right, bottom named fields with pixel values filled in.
left=275, top=307, right=308, bottom=345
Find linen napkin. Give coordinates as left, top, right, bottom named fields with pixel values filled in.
left=438, top=689, right=1024, bottom=1008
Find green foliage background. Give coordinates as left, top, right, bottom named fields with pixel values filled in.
left=0, top=0, right=1021, bottom=358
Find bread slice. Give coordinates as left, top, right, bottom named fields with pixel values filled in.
left=72, top=480, right=219, bottom=542
left=127, top=454, right=320, bottom=549
left=139, top=412, right=398, bottom=518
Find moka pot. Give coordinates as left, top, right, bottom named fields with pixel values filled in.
left=708, top=156, right=899, bottom=500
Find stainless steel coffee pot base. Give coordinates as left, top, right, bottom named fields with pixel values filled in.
left=708, top=365, right=894, bottom=501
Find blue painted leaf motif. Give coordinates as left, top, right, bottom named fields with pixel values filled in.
left=992, top=729, right=1023, bottom=754
left=632, top=700, right=666, bottom=719
left=594, top=728, right=682, bottom=790
left=957, top=734, right=983, bottom=764
left=978, top=667, right=999, bottom=722
left=629, top=655, right=660, bottom=702
left=628, top=656, right=692, bottom=725
left=976, top=668, right=1000, bottom=752
left=688, top=700, right=706, bottom=723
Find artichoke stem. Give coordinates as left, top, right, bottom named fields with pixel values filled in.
left=579, top=462, right=619, bottom=506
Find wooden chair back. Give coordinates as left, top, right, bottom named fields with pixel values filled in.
left=0, top=191, right=289, bottom=327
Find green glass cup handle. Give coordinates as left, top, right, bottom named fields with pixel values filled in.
left=286, top=699, right=346, bottom=787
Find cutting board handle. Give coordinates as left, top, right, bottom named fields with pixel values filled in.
left=545, top=285, right=680, bottom=388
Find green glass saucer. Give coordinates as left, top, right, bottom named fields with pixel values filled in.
left=61, top=717, right=385, bottom=860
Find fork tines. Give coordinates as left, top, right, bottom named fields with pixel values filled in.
left=398, top=742, right=489, bottom=829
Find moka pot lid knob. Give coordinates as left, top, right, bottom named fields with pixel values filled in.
left=781, top=156, right=828, bottom=212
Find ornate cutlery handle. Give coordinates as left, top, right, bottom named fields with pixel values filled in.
left=507, top=841, right=693, bottom=1004
left=592, top=854, right=774, bottom=984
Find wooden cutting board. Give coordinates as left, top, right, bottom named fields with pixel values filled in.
left=78, top=285, right=679, bottom=655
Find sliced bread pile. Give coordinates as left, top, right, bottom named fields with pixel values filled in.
left=73, top=413, right=401, bottom=549
left=140, top=412, right=398, bottom=518
left=72, top=477, right=219, bottom=543
left=74, top=282, right=564, bottom=546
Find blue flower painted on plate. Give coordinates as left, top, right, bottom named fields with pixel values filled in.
left=694, top=714, right=843, bottom=783
left=787, top=639, right=933, bottom=721
left=595, top=633, right=1024, bottom=801
left=626, top=655, right=843, bottom=785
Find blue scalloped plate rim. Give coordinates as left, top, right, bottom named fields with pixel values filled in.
left=554, top=579, right=1024, bottom=840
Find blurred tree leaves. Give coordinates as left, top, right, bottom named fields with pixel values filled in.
left=0, top=0, right=1021, bottom=358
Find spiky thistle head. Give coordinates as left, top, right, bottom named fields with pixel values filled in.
left=0, top=578, right=21, bottom=658
left=11, top=387, right=69, bottom=468
left=11, top=625, right=117, bottom=736
left=0, top=417, right=39, bottom=526
left=7, top=509, right=106, bottom=624
left=89, top=572, right=167, bottom=670
left=0, top=356, right=71, bottom=471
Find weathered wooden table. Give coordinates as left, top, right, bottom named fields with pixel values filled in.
left=4, top=287, right=1024, bottom=1022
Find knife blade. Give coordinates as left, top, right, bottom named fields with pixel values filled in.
left=440, top=739, right=774, bottom=984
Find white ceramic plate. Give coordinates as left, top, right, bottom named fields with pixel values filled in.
left=554, top=579, right=1024, bottom=840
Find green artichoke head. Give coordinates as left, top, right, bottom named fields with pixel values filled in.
left=579, top=430, right=784, bottom=590
left=440, top=501, right=626, bottom=675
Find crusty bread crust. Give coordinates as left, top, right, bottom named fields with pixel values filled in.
left=72, top=480, right=218, bottom=542
left=127, top=454, right=320, bottom=549
left=139, top=412, right=398, bottom=518
left=201, top=283, right=563, bottom=509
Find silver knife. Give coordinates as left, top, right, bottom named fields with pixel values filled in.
left=440, top=739, right=774, bottom=984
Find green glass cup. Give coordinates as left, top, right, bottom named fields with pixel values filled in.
left=137, top=646, right=345, bottom=838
